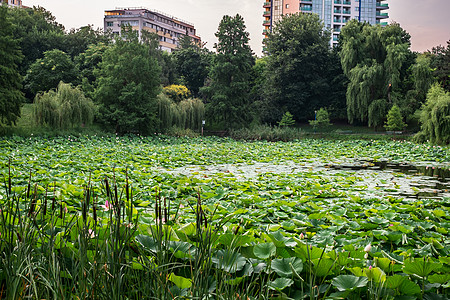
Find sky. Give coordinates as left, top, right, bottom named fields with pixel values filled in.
left=24, top=0, right=450, bottom=56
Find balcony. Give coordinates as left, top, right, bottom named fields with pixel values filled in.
left=334, top=9, right=341, bottom=14
left=333, top=27, right=341, bottom=32
left=263, top=11, right=270, bottom=17
left=343, top=1, right=351, bottom=5
left=334, top=0, right=341, bottom=4
left=263, top=29, right=270, bottom=35
left=376, top=11, right=389, bottom=19
left=342, top=10, right=351, bottom=14
left=342, top=18, right=349, bottom=23
left=376, top=2, right=389, bottom=9
left=263, top=20, right=271, bottom=26
left=333, top=18, right=341, bottom=23
left=301, top=6, right=313, bottom=12
left=263, top=2, right=271, bottom=8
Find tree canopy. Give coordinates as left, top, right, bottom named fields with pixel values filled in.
left=339, top=21, right=411, bottom=128
left=202, top=14, right=255, bottom=130
left=173, top=36, right=211, bottom=98
left=263, top=13, right=342, bottom=123
left=24, top=49, right=78, bottom=97
left=94, top=29, right=161, bottom=134
left=0, top=5, right=25, bottom=125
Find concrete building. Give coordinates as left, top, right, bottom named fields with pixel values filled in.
left=2, top=0, right=23, bottom=7
left=263, top=0, right=389, bottom=48
left=104, top=7, right=201, bottom=52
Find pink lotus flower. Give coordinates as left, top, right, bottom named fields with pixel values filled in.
left=101, top=200, right=111, bottom=211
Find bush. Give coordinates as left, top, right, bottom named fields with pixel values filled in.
left=33, top=82, right=95, bottom=129
left=384, top=104, right=407, bottom=131
left=309, top=108, right=331, bottom=128
left=229, top=124, right=303, bottom=142
left=278, top=111, right=295, bottom=127
left=163, top=85, right=191, bottom=103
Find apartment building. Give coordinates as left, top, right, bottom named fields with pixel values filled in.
left=263, top=0, right=389, bottom=47
left=2, top=0, right=23, bottom=7
left=104, top=7, right=201, bottom=52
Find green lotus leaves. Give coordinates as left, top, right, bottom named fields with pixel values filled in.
left=332, top=275, right=369, bottom=291
left=212, top=249, right=247, bottom=273
left=268, top=277, right=294, bottom=291
left=403, top=257, right=443, bottom=278
left=254, top=243, right=276, bottom=259
left=271, top=257, right=303, bottom=277
left=169, top=273, right=192, bottom=289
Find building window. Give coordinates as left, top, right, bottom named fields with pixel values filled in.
left=107, top=22, right=114, bottom=27
left=286, top=4, right=289, bottom=9
left=121, top=20, right=139, bottom=26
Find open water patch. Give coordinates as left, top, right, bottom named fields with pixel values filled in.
left=164, top=160, right=450, bottom=201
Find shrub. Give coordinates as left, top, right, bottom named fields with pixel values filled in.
left=278, top=111, right=295, bottom=127
left=384, top=104, right=407, bottom=131
left=33, top=82, right=95, bottom=129
left=163, top=85, right=191, bottom=103
left=309, top=108, right=331, bottom=128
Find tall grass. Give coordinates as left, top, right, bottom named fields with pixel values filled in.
left=0, top=166, right=272, bottom=299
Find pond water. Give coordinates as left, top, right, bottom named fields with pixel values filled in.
left=164, top=160, right=450, bottom=201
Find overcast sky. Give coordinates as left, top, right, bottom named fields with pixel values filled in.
left=24, top=0, right=450, bottom=56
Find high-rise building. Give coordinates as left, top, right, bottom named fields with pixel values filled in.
left=104, top=7, right=201, bottom=52
left=2, top=0, right=23, bottom=8
left=263, top=0, right=389, bottom=48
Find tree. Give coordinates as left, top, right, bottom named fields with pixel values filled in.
left=94, top=28, right=161, bottom=134
left=63, top=25, right=110, bottom=58
left=384, top=104, right=406, bottom=131
left=8, top=6, right=66, bottom=75
left=202, top=14, right=255, bottom=130
left=75, top=42, right=108, bottom=99
left=24, top=49, right=79, bottom=97
left=0, top=5, right=25, bottom=125
left=264, top=13, right=340, bottom=123
left=278, top=111, right=295, bottom=127
left=340, top=21, right=411, bottom=128
left=33, top=82, right=95, bottom=129
left=431, top=40, right=450, bottom=92
left=173, top=36, right=211, bottom=97
left=414, top=83, right=450, bottom=145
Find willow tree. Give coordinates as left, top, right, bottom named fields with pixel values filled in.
left=157, top=93, right=205, bottom=132
left=0, top=5, right=25, bottom=125
left=340, top=21, right=411, bottom=128
left=33, top=82, right=95, bottom=129
left=415, top=84, right=450, bottom=145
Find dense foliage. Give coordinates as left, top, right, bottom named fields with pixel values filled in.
left=94, top=29, right=161, bottom=134
left=33, top=81, right=95, bottom=129
left=24, top=49, right=79, bottom=97
left=264, top=13, right=341, bottom=123
left=415, top=84, right=450, bottom=145
left=0, top=5, right=449, bottom=137
left=340, top=21, right=412, bottom=129
left=202, top=14, right=255, bottom=130
left=0, top=5, right=25, bottom=125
